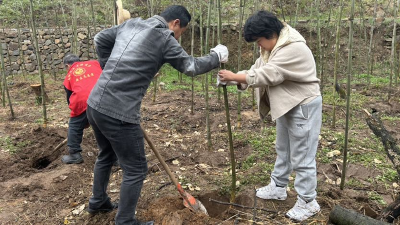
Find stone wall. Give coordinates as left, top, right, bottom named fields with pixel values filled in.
left=0, top=27, right=100, bottom=76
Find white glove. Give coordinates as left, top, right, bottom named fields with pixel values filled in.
left=217, top=75, right=238, bottom=87
left=210, top=44, right=229, bottom=63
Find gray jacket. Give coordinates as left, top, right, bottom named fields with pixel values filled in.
left=87, top=15, right=220, bottom=123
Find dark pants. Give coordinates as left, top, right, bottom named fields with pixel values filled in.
left=86, top=106, right=148, bottom=225
left=67, top=111, right=88, bottom=154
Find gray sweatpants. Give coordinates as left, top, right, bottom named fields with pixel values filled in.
left=271, top=96, right=322, bottom=202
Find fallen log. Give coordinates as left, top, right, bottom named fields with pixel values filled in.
left=365, top=110, right=400, bottom=176
left=365, top=110, right=400, bottom=222
left=329, top=205, right=389, bottom=225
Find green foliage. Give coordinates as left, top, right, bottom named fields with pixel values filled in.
left=376, top=168, right=399, bottom=182
left=0, top=136, right=30, bottom=154
left=367, top=191, right=387, bottom=205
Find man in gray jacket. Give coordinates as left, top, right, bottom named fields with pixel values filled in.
left=86, top=5, right=228, bottom=225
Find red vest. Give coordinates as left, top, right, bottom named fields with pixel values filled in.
left=63, top=60, right=102, bottom=117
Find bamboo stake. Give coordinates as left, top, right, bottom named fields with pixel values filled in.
left=29, top=0, right=47, bottom=127
left=340, top=0, right=355, bottom=190
left=217, top=0, right=236, bottom=203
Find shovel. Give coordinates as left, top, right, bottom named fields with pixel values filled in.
left=141, top=127, right=208, bottom=215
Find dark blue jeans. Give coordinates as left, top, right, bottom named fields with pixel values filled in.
left=67, top=111, right=89, bottom=154
left=86, top=106, right=148, bottom=225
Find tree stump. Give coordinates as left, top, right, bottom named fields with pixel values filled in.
left=30, top=84, right=50, bottom=104
left=329, top=205, right=390, bottom=225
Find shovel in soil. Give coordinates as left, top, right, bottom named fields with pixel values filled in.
left=141, top=127, right=208, bottom=215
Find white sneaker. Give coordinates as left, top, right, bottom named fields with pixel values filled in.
left=256, top=179, right=287, bottom=200
left=286, top=197, right=320, bottom=222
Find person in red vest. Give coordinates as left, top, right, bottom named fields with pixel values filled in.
left=62, top=54, right=102, bottom=164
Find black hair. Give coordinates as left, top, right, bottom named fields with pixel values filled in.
left=160, top=5, right=191, bottom=28
left=63, top=54, right=80, bottom=66
left=244, top=10, right=284, bottom=42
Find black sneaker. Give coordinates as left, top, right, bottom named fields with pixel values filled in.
left=61, top=153, right=83, bottom=164
left=87, top=199, right=118, bottom=214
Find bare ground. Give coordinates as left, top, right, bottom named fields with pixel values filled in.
left=0, top=75, right=400, bottom=225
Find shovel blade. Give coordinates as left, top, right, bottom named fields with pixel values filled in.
left=182, top=191, right=208, bottom=215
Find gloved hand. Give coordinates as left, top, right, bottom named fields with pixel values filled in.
left=216, top=75, right=238, bottom=87
left=210, top=44, right=229, bottom=63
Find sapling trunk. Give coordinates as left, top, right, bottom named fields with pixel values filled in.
left=316, top=0, right=322, bottom=89
left=236, top=0, right=245, bottom=128
left=72, top=0, right=78, bottom=54
left=114, top=0, right=118, bottom=26
left=90, top=0, right=97, bottom=58
left=17, top=25, right=27, bottom=80
left=251, top=0, right=259, bottom=111
left=0, top=45, right=14, bottom=118
left=200, top=3, right=205, bottom=91
left=294, top=0, right=300, bottom=28
left=190, top=2, right=195, bottom=115
left=217, top=0, right=236, bottom=203
left=320, top=3, right=333, bottom=94
left=29, top=0, right=47, bottom=127
left=215, top=0, right=221, bottom=102
left=389, top=0, right=399, bottom=101
left=178, top=37, right=182, bottom=83
left=205, top=0, right=213, bottom=150
left=332, top=0, right=344, bottom=128
left=367, top=0, right=377, bottom=86
left=1, top=40, right=7, bottom=108
left=340, top=0, right=355, bottom=190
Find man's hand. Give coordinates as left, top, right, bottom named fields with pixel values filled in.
left=210, top=44, right=229, bottom=63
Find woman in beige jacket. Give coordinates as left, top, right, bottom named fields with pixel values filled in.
left=218, top=11, right=322, bottom=222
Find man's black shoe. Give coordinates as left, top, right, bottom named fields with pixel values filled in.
left=62, top=153, right=83, bottom=164
left=87, top=200, right=118, bottom=214
left=134, top=220, right=154, bottom=225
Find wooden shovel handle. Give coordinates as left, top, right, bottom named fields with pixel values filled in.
left=141, top=127, right=180, bottom=188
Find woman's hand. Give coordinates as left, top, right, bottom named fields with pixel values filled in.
left=218, top=70, right=248, bottom=84
left=218, top=69, right=236, bottom=81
